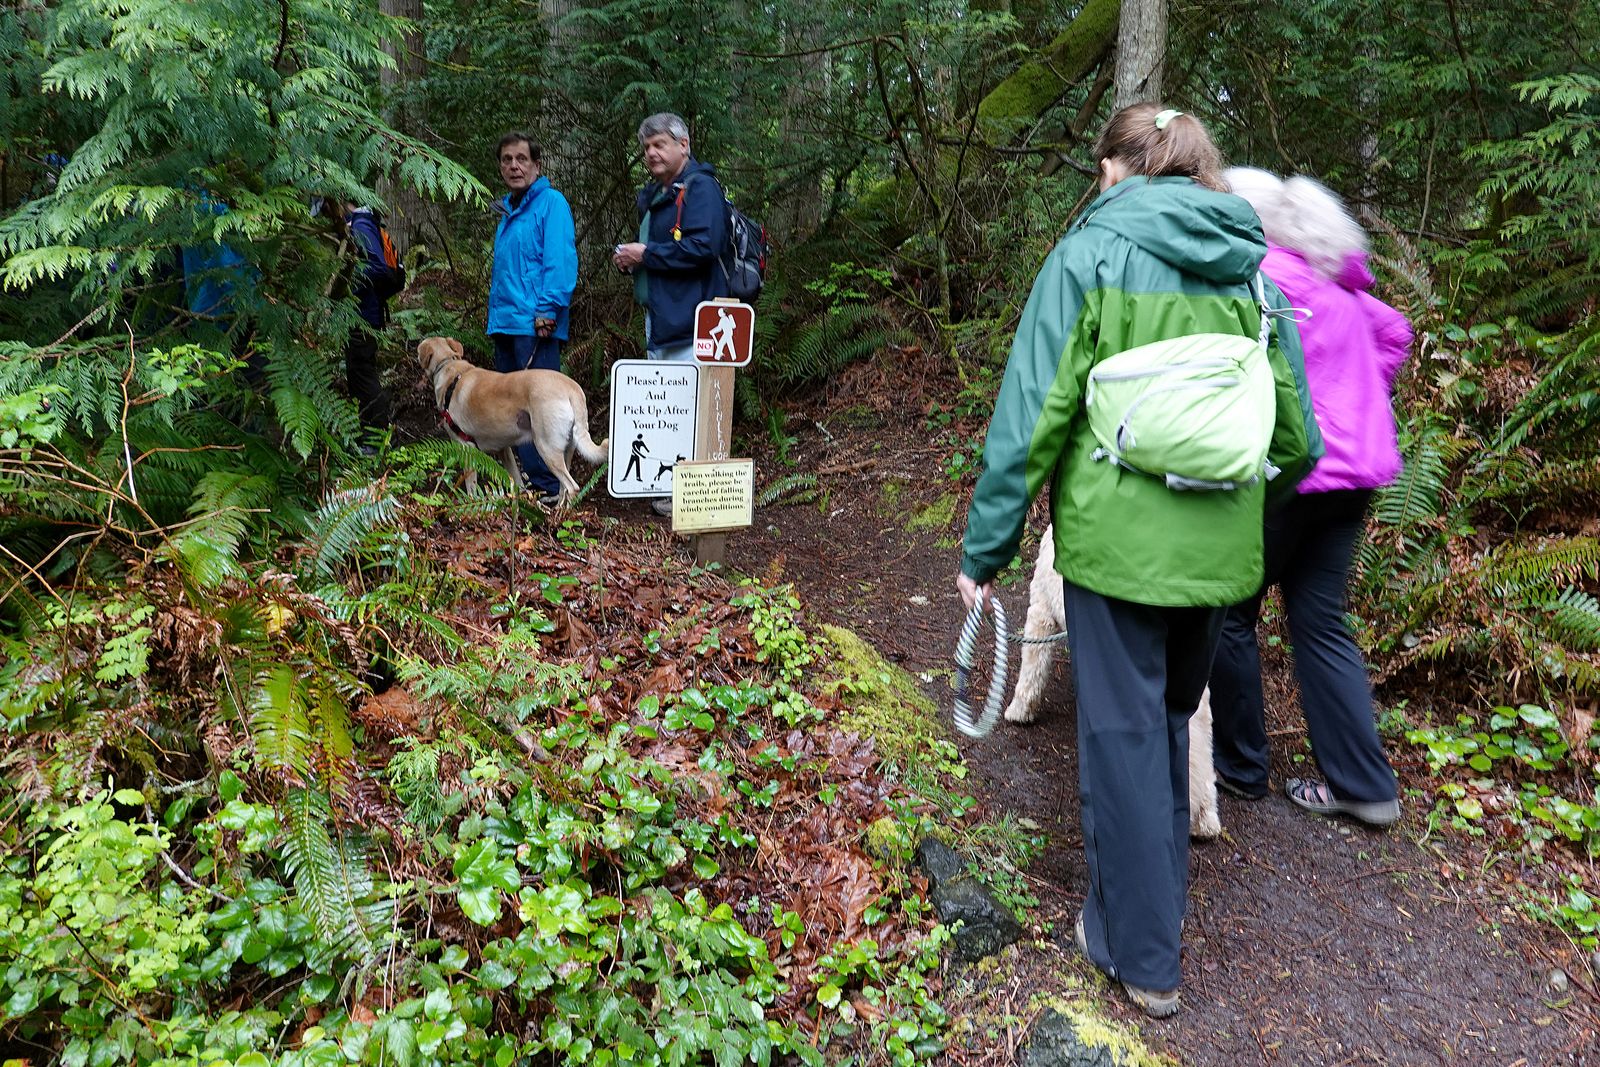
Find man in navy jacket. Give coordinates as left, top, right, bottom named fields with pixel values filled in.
left=337, top=202, right=400, bottom=431
left=611, top=112, right=729, bottom=362
left=487, top=132, right=578, bottom=499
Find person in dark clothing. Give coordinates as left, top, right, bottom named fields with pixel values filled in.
left=612, top=112, right=729, bottom=362
left=323, top=199, right=402, bottom=431
left=611, top=112, right=729, bottom=516
left=487, top=131, right=578, bottom=501
left=1207, top=168, right=1410, bottom=828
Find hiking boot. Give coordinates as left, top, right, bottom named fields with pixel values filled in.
left=1122, top=982, right=1181, bottom=1019
left=1075, top=913, right=1180, bottom=1019
left=1285, top=777, right=1400, bottom=828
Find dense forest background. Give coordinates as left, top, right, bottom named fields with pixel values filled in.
left=1, top=1, right=1598, bottom=1064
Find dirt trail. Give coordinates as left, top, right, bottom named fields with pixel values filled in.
left=688, top=360, right=1599, bottom=1066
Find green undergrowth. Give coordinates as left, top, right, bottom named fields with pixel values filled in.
left=0, top=497, right=976, bottom=1067
left=1389, top=699, right=1600, bottom=950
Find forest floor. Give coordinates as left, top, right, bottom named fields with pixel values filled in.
left=396, top=347, right=1600, bottom=1065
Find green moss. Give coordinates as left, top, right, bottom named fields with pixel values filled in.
left=864, top=815, right=912, bottom=865
left=1026, top=994, right=1177, bottom=1067
left=1067, top=1005, right=1175, bottom=1067
left=878, top=478, right=906, bottom=516
left=906, top=492, right=957, bottom=533
left=976, top=0, right=1121, bottom=144
left=820, top=624, right=947, bottom=769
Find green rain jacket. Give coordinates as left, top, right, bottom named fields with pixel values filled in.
left=960, top=176, right=1323, bottom=607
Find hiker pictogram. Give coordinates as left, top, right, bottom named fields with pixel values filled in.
left=693, top=300, right=755, bottom=367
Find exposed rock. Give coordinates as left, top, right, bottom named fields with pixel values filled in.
left=1020, top=1009, right=1120, bottom=1067
left=930, top=876, right=1023, bottom=963
left=915, top=836, right=964, bottom=891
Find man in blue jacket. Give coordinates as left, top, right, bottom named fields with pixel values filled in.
left=611, top=112, right=729, bottom=363
left=487, top=132, right=578, bottom=500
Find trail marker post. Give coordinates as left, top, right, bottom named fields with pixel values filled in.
left=687, top=298, right=755, bottom=565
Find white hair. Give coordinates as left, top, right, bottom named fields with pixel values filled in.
left=1224, top=166, right=1368, bottom=281
left=638, top=112, right=689, bottom=145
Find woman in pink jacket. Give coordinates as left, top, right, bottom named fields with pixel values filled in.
left=1209, top=169, right=1412, bottom=827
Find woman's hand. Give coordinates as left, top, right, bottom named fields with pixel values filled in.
left=956, top=572, right=993, bottom=613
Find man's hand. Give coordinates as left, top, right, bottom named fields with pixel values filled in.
left=535, top=317, right=556, bottom=338
left=612, top=242, right=645, bottom=271
left=956, top=572, right=993, bottom=614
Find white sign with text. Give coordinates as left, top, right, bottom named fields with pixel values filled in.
left=608, top=360, right=699, bottom=498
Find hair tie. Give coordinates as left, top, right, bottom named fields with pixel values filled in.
left=1154, top=109, right=1184, bottom=130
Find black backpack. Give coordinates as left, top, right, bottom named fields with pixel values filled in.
left=673, top=177, right=770, bottom=302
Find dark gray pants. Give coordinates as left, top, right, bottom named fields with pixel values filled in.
left=1065, top=580, right=1224, bottom=991
left=1210, top=489, right=1397, bottom=804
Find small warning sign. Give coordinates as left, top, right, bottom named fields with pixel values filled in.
left=670, top=459, right=754, bottom=533
left=693, top=300, right=755, bottom=367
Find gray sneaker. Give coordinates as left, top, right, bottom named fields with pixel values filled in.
left=650, top=497, right=672, bottom=516
left=1285, top=777, right=1400, bottom=828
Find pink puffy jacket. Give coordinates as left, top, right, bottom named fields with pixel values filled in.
left=1261, top=246, right=1413, bottom=494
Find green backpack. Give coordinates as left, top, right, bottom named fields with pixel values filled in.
left=1084, top=274, right=1280, bottom=491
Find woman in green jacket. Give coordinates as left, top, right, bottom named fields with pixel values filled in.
left=956, top=104, right=1320, bottom=1017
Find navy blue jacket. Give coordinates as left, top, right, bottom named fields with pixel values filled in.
left=634, top=159, right=729, bottom=346
left=347, top=208, right=396, bottom=329
left=488, top=177, right=578, bottom=340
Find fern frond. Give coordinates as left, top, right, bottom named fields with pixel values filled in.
left=280, top=787, right=377, bottom=962
left=1373, top=430, right=1455, bottom=529
left=250, top=665, right=314, bottom=781
left=1546, top=587, right=1600, bottom=652
left=765, top=304, right=910, bottom=389
left=756, top=473, right=819, bottom=507
left=1476, top=537, right=1600, bottom=597
left=1472, top=455, right=1600, bottom=510
left=390, top=437, right=518, bottom=491
left=307, top=483, right=401, bottom=579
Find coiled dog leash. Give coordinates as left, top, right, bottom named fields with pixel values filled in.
left=953, top=599, right=1008, bottom=738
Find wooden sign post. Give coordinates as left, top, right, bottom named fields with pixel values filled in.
left=687, top=298, right=755, bottom=565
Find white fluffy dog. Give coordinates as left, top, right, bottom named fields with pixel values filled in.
left=1004, top=525, right=1222, bottom=840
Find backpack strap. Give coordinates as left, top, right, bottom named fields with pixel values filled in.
left=1255, top=272, right=1315, bottom=348
left=671, top=173, right=700, bottom=242
left=670, top=173, right=738, bottom=289
left=1254, top=272, right=1272, bottom=351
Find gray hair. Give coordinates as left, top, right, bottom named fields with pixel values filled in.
left=1224, top=166, right=1368, bottom=282
left=637, top=112, right=690, bottom=145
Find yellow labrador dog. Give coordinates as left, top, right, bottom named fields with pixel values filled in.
left=418, top=336, right=608, bottom=507
left=1006, top=525, right=1221, bottom=840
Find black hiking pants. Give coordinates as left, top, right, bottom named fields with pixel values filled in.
left=1064, top=580, right=1224, bottom=992
left=345, top=330, right=392, bottom=430
left=1209, top=489, right=1398, bottom=804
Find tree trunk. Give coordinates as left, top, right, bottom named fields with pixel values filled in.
left=377, top=0, right=435, bottom=254
left=770, top=10, right=826, bottom=245
left=539, top=0, right=582, bottom=193
left=1114, top=0, right=1165, bottom=108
